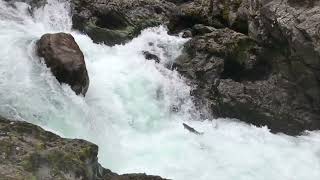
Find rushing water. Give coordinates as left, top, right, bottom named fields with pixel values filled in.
left=0, top=0, right=320, bottom=179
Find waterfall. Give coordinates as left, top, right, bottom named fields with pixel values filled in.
left=0, top=0, right=319, bottom=179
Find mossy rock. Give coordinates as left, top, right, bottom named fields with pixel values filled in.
left=0, top=117, right=166, bottom=180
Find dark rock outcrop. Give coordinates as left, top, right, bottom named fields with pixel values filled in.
left=0, top=117, right=166, bottom=180
left=15, top=0, right=178, bottom=46
left=143, top=51, right=161, bottom=63
left=173, top=0, right=320, bottom=135
left=167, top=0, right=249, bottom=34
left=37, top=33, right=89, bottom=95
left=71, top=0, right=177, bottom=46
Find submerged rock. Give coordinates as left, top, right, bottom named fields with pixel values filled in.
left=0, top=117, right=166, bottom=180
left=37, top=33, right=89, bottom=96
left=181, top=29, right=193, bottom=38
left=143, top=51, right=161, bottom=63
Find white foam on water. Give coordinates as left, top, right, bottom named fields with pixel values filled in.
left=0, top=0, right=320, bottom=179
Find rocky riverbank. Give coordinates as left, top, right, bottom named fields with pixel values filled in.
left=0, top=117, right=166, bottom=180
left=170, top=0, right=320, bottom=135
left=1, top=0, right=320, bottom=178
left=67, top=0, right=320, bottom=135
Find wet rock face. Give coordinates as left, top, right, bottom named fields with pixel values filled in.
left=37, top=33, right=89, bottom=96
left=0, top=117, right=167, bottom=180
left=14, top=0, right=178, bottom=46
left=71, top=0, right=177, bottom=46
left=246, top=0, right=320, bottom=133
left=176, top=27, right=320, bottom=135
left=0, top=117, right=105, bottom=179
left=143, top=51, right=161, bottom=63
left=175, top=27, right=263, bottom=84
left=168, top=0, right=249, bottom=34
left=173, top=0, right=320, bottom=135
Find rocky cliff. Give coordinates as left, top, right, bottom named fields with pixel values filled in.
left=171, top=0, right=320, bottom=135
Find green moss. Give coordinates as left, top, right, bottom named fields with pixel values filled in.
left=27, top=175, right=37, bottom=180
left=78, top=146, right=94, bottom=161
left=222, top=0, right=243, bottom=24
left=35, top=142, right=45, bottom=151
left=222, top=5, right=230, bottom=21
left=227, top=37, right=256, bottom=65
left=85, top=22, right=137, bottom=44
left=0, top=140, right=14, bottom=157
left=21, top=153, right=38, bottom=172
left=234, top=0, right=243, bottom=8
left=84, top=18, right=161, bottom=45
left=20, top=159, right=32, bottom=171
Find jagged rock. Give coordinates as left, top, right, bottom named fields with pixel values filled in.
left=14, top=0, right=178, bottom=46
left=219, top=0, right=249, bottom=34
left=247, top=0, right=320, bottom=96
left=175, top=27, right=264, bottom=120
left=192, top=24, right=216, bottom=36
left=216, top=76, right=320, bottom=135
left=71, top=0, right=177, bottom=46
left=37, top=33, right=89, bottom=95
left=244, top=0, right=320, bottom=133
left=174, top=0, right=320, bottom=135
left=143, top=51, right=161, bottom=63
left=0, top=117, right=166, bottom=180
left=181, top=29, right=193, bottom=38
left=167, top=0, right=213, bottom=34
left=168, top=0, right=249, bottom=34
left=175, top=27, right=261, bottom=83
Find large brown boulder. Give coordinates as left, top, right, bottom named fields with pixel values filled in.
left=37, top=33, right=89, bottom=95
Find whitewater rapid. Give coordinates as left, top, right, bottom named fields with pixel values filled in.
left=0, top=0, right=320, bottom=179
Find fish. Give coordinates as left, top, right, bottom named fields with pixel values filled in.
left=183, top=123, right=204, bottom=135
